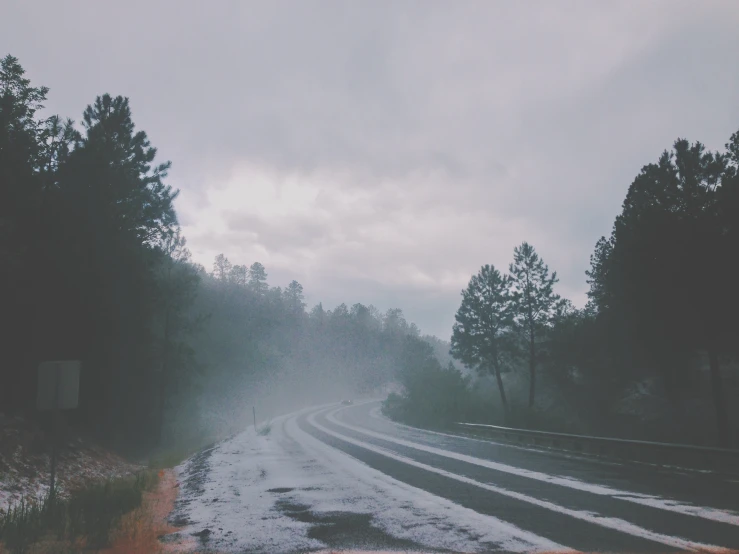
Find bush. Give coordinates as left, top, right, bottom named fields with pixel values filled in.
left=0, top=498, right=47, bottom=554
left=0, top=471, right=158, bottom=553
left=383, top=336, right=486, bottom=428
left=257, top=422, right=272, bottom=436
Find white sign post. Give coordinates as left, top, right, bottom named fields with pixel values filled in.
left=37, top=361, right=80, bottom=499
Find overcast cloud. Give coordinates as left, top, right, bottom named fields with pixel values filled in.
left=4, top=0, right=739, bottom=338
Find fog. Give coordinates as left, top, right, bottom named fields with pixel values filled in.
left=2, top=1, right=739, bottom=459
left=159, top=260, right=424, bottom=446
left=4, top=4, right=739, bottom=552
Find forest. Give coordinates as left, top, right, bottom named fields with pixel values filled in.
left=0, top=54, right=426, bottom=453
left=2, top=52, right=738, bottom=455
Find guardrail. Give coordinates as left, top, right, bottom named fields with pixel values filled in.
left=455, top=422, right=739, bottom=473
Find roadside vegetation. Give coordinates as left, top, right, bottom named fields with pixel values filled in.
left=257, top=422, right=273, bottom=436
left=0, top=471, right=158, bottom=554
left=387, top=128, right=739, bottom=448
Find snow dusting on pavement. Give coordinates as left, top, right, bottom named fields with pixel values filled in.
left=328, top=408, right=739, bottom=527
left=166, top=405, right=565, bottom=553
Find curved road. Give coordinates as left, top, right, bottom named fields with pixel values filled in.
left=293, top=400, right=739, bottom=552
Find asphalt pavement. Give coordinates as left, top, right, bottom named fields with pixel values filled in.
left=296, top=400, right=739, bottom=553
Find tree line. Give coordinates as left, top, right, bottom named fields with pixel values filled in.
left=0, top=55, right=427, bottom=452
left=391, top=132, right=739, bottom=448
left=4, top=52, right=737, bottom=451
left=585, top=133, right=739, bottom=447
left=185, top=254, right=425, bottom=442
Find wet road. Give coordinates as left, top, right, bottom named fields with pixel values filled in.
left=296, top=400, right=739, bottom=552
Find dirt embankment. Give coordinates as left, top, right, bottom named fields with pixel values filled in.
left=103, top=469, right=187, bottom=554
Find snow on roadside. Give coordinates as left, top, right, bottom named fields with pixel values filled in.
left=0, top=415, right=140, bottom=512
left=167, top=406, right=566, bottom=553
left=169, top=419, right=325, bottom=553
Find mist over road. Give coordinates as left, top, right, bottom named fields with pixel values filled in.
left=172, top=401, right=739, bottom=553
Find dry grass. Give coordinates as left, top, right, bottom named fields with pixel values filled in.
left=98, top=470, right=178, bottom=554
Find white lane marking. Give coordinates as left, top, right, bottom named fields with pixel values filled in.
left=284, top=413, right=569, bottom=553
left=330, top=407, right=739, bottom=527
left=307, top=410, right=728, bottom=553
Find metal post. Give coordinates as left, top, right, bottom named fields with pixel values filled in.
left=253, top=406, right=256, bottom=431
left=49, top=436, right=57, bottom=500
left=49, top=363, right=61, bottom=500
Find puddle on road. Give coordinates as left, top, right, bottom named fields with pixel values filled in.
left=276, top=499, right=438, bottom=552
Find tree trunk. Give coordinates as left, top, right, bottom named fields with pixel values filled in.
left=528, top=326, right=536, bottom=409
left=707, top=349, right=730, bottom=448
left=492, top=363, right=509, bottom=423
left=658, top=353, right=690, bottom=442
left=157, top=305, right=171, bottom=446
left=157, top=375, right=167, bottom=446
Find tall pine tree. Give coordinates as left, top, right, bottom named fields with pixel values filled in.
left=509, top=242, right=562, bottom=409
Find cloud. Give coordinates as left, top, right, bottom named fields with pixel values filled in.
left=4, top=0, right=739, bottom=336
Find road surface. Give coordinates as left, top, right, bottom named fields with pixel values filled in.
left=170, top=400, right=739, bottom=553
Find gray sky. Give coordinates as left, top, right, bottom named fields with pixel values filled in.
left=4, top=0, right=739, bottom=338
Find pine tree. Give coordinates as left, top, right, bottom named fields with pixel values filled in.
left=509, top=242, right=562, bottom=409
left=249, top=261, right=268, bottom=294
left=451, top=265, right=512, bottom=419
